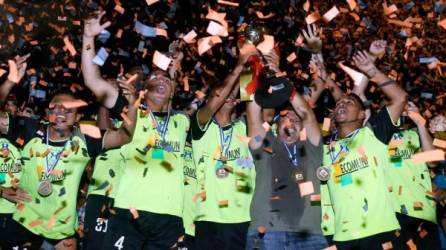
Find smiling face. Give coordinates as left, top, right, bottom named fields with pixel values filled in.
left=47, top=94, right=80, bottom=131
left=334, top=95, right=365, bottom=125
left=144, top=70, right=174, bottom=107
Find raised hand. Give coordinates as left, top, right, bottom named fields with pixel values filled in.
left=263, top=47, right=280, bottom=73
left=309, top=55, right=327, bottom=80
left=368, top=40, right=387, bottom=62
left=1, top=187, right=32, bottom=203
left=83, top=11, right=111, bottom=38
left=117, top=76, right=137, bottom=104
left=8, top=54, right=30, bottom=84
left=302, top=24, right=322, bottom=53
left=352, top=50, right=378, bottom=78
left=168, top=40, right=184, bottom=79
left=237, top=43, right=258, bottom=65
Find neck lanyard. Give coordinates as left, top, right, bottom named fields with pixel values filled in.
left=149, top=108, right=171, bottom=142
left=219, top=124, right=233, bottom=159
left=329, top=129, right=360, bottom=164
left=44, top=127, right=70, bottom=179
left=283, top=142, right=299, bottom=167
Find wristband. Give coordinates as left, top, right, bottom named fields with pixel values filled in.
left=378, top=80, right=396, bottom=88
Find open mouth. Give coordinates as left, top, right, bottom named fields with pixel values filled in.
left=55, top=114, right=67, bottom=124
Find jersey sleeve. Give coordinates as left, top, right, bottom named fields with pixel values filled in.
left=190, top=111, right=211, bottom=141
left=367, top=107, right=400, bottom=145
left=84, top=131, right=106, bottom=158
left=108, top=93, right=129, bottom=120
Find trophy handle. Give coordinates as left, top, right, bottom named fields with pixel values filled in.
left=245, top=55, right=263, bottom=96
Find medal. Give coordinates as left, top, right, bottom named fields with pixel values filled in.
left=149, top=109, right=171, bottom=152
left=215, top=167, right=228, bottom=178
left=316, top=166, right=330, bottom=181
left=37, top=180, right=53, bottom=197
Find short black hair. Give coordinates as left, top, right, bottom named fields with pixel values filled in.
left=344, top=93, right=366, bottom=111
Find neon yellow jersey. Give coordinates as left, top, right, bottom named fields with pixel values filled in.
left=192, top=118, right=255, bottom=223
left=0, top=137, right=22, bottom=214
left=87, top=148, right=123, bottom=198
left=183, top=143, right=197, bottom=236
left=323, top=126, right=400, bottom=241
left=13, top=134, right=91, bottom=239
left=385, top=130, right=436, bottom=223
left=113, top=109, right=189, bottom=217
left=320, top=182, right=335, bottom=236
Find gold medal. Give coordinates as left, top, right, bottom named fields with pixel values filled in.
left=37, top=180, right=53, bottom=197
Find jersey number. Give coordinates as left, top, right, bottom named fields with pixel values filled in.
left=95, top=218, right=108, bottom=232
left=114, top=236, right=125, bottom=250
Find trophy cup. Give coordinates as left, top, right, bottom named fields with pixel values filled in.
left=238, top=23, right=292, bottom=108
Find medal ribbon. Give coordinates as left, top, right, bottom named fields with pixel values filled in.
left=328, top=129, right=360, bottom=164
left=283, top=142, right=299, bottom=167
left=149, top=109, right=171, bottom=142
left=219, top=125, right=233, bottom=159
left=44, top=127, right=70, bottom=179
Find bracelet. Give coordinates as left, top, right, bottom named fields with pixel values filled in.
left=378, top=80, right=396, bottom=88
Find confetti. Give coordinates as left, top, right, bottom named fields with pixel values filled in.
left=92, top=47, right=109, bottom=66
left=217, top=0, right=239, bottom=7
left=63, top=36, right=76, bottom=56
left=411, top=149, right=445, bottom=164
left=322, top=6, right=340, bottom=23
left=298, top=181, right=314, bottom=197
left=382, top=242, right=393, bottom=250
left=256, top=35, right=274, bottom=55
left=80, top=124, right=102, bottom=139
left=152, top=51, right=172, bottom=71
left=146, top=0, right=159, bottom=6
left=305, top=12, right=321, bottom=25
left=433, top=138, right=446, bottom=149
left=322, top=118, right=331, bottom=132
left=183, top=30, right=197, bottom=44
left=206, top=21, right=228, bottom=37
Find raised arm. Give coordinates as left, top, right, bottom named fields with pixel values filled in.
left=353, top=50, right=408, bottom=122
left=81, top=11, right=118, bottom=108
left=289, top=90, right=320, bottom=146
left=0, top=54, right=29, bottom=105
left=247, top=99, right=266, bottom=150
left=196, top=44, right=257, bottom=126
left=406, top=102, right=434, bottom=152
left=102, top=81, right=137, bottom=149
left=97, top=106, right=112, bottom=130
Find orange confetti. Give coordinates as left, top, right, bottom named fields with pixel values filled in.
left=217, top=0, right=239, bottom=7
left=130, top=207, right=139, bottom=219
left=322, top=6, right=340, bottom=23
left=406, top=239, right=417, bottom=250
left=63, top=36, right=77, bottom=56
left=15, top=137, right=24, bottom=146
left=322, top=118, right=331, bottom=132
left=299, top=181, right=314, bottom=197
left=195, top=90, right=206, bottom=99
left=438, top=19, right=446, bottom=30
left=155, top=28, right=168, bottom=38
left=433, top=138, right=446, bottom=149
left=206, top=21, right=228, bottom=37
left=80, top=124, right=102, bottom=139
left=183, top=30, right=197, bottom=44
left=303, top=0, right=310, bottom=12
left=114, top=5, right=125, bottom=14
left=346, top=0, right=357, bottom=11
left=152, top=51, right=172, bottom=71
left=146, top=0, right=159, bottom=5
left=310, top=194, right=321, bottom=202
left=29, top=219, right=43, bottom=228
left=262, top=122, right=271, bottom=132
left=286, top=52, right=297, bottom=62
left=305, top=12, right=321, bottom=25
left=257, top=226, right=266, bottom=234
left=382, top=242, right=393, bottom=250
left=411, top=149, right=445, bottom=164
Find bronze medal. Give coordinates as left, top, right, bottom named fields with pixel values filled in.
left=316, top=166, right=330, bottom=181
left=37, top=180, right=53, bottom=197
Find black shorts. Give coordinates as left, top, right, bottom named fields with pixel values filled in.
left=194, top=221, right=249, bottom=250
left=0, top=214, right=75, bottom=250
left=334, top=231, right=397, bottom=250
left=394, top=213, right=441, bottom=250
left=83, top=194, right=114, bottom=250
left=102, top=208, right=184, bottom=250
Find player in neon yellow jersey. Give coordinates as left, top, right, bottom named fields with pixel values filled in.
left=0, top=54, right=29, bottom=236
left=191, top=44, right=258, bottom=249
left=0, top=88, right=137, bottom=250
left=321, top=49, right=408, bottom=249
left=82, top=12, right=189, bottom=250
left=385, top=102, right=440, bottom=249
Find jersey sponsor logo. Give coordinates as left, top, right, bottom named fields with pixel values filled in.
left=226, top=148, right=241, bottom=161
left=154, top=139, right=181, bottom=152
left=41, top=172, right=66, bottom=182
left=0, top=162, right=22, bottom=173
left=337, top=157, right=370, bottom=176
left=184, top=166, right=196, bottom=179
left=394, top=148, right=415, bottom=160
